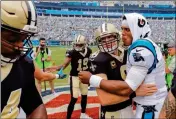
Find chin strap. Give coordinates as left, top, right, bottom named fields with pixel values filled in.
left=1, top=55, right=17, bottom=66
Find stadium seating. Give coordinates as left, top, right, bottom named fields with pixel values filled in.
left=35, top=16, right=175, bottom=43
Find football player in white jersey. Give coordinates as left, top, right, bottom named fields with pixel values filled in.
left=79, top=13, right=167, bottom=119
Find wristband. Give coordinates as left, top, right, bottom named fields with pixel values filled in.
left=55, top=74, right=59, bottom=79
left=89, top=75, right=103, bottom=88
left=129, top=91, right=136, bottom=99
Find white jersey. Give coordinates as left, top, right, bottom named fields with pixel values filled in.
left=126, top=39, right=167, bottom=105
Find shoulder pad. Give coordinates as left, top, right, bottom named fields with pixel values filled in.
left=22, top=56, right=33, bottom=64
left=91, top=51, right=112, bottom=63
left=66, top=48, right=74, bottom=52
left=128, top=39, right=158, bottom=74
left=66, top=48, right=74, bottom=57
left=128, top=47, right=155, bottom=70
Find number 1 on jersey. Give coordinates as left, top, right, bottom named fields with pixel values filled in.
left=77, top=58, right=89, bottom=71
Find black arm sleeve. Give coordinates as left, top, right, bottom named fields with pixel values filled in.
left=19, top=59, right=43, bottom=116
left=20, top=79, right=43, bottom=116
left=20, top=81, right=43, bottom=116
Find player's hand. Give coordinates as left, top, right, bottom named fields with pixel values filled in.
left=136, top=84, right=158, bottom=96
left=57, top=67, right=67, bottom=79
left=78, top=71, right=92, bottom=84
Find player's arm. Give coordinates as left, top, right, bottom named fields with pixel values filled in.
left=45, top=49, right=72, bottom=72
left=100, top=48, right=155, bottom=96
left=92, top=73, right=131, bottom=97
left=98, top=65, right=153, bottom=96
left=79, top=66, right=149, bottom=97
left=79, top=48, right=157, bottom=96
left=45, top=56, right=71, bottom=72
left=20, top=73, right=47, bottom=118
left=34, top=63, right=59, bottom=81
left=159, top=90, right=176, bottom=119
left=60, top=56, right=71, bottom=70
left=56, top=49, right=74, bottom=70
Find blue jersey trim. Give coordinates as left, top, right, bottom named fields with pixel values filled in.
left=128, top=39, right=158, bottom=74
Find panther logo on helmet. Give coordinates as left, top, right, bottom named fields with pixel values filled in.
left=95, top=23, right=121, bottom=54
left=1, top=1, right=37, bottom=63
left=73, top=35, right=87, bottom=52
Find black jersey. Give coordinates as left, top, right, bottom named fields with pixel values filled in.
left=90, top=50, right=127, bottom=81
left=89, top=50, right=132, bottom=111
left=66, top=47, right=92, bottom=76
left=1, top=57, right=43, bottom=118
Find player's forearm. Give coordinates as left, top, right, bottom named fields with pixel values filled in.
left=62, top=62, right=69, bottom=70
left=36, top=72, right=56, bottom=81
left=41, top=72, right=56, bottom=81
left=56, top=64, right=68, bottom=71
left=59, top=57, right=71, bottom=70
left=62, top=60, right=71, bottom=70
left=100, top=80, right=133, bottom=96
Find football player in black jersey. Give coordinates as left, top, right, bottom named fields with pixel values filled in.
left=49, top=34, right=92, bottom=119
left=78, top=23, right=158, bottom=118
left=1, top=1, right=47, bottom=118
left=82, top=23, right=134, bottom=118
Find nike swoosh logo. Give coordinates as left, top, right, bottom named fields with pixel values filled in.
left=136, top=49, right=144, bottom=52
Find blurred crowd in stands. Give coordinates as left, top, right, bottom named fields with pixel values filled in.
left=35, top=16, right=175, bottom=44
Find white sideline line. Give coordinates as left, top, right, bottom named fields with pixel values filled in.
left=47, top=103, right=100, bottom=114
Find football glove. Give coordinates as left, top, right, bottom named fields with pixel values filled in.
left=57, top=67, right=67, bottom=79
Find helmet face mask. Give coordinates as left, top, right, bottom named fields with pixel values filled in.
left=74, top=44, right=84, bottom=51
left=1, top=1, right=37, bottom=63
left=1, top=27, right=33, bottom=62
left=95, top=23, right=121, bottom=54
left=97, top=33, right=119, bottom=53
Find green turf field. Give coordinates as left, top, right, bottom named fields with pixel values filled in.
left=40, top=46, right=98, bottom=89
